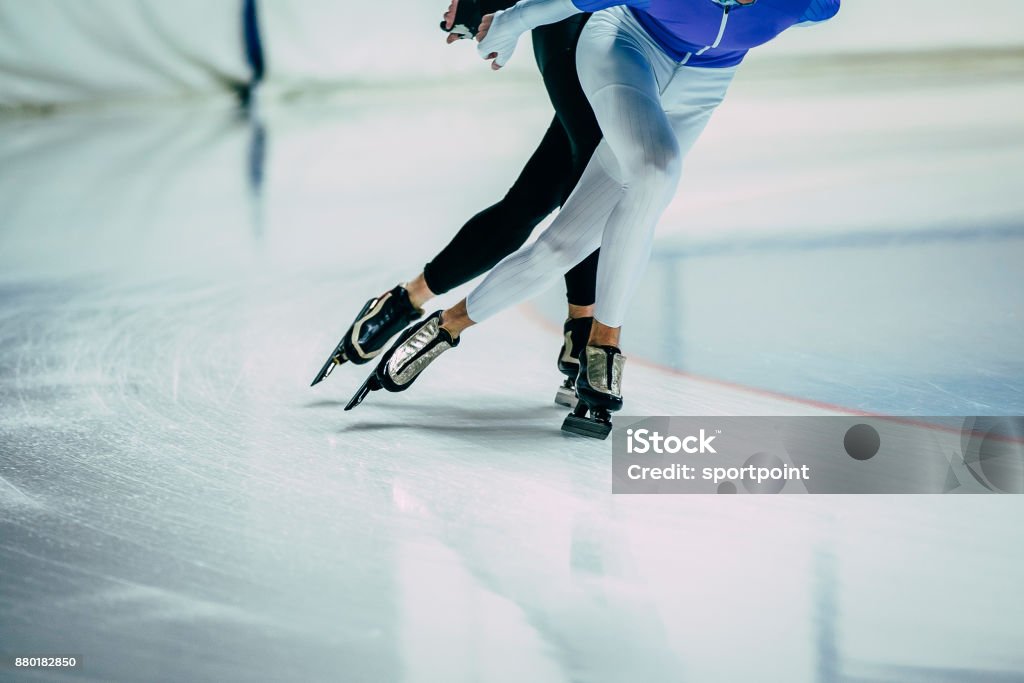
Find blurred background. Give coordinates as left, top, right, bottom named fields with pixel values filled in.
left=1, top=1, right=1023, bottom=682
left=2, top=0, right=1024, bottom=102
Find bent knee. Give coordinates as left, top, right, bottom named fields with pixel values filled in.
left=622, top=148, right=682, bottom=194
left=532, top=232, right=593, bottom=271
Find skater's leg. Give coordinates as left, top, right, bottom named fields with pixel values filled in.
left=541, top=6, right=730, bottom=331
left=565, top=250, right=598, bottom=313
left=440, top=299, right=473, bottom=337
left=588, top=60, right=736, bottom=332
left=464, top=6, right=681, bottom=325
left=589, top=320, right=620, bottom=348
left=464, top=140, right=625, bottom=323
left=344, top=24, right=623, bottom=401
left=534, top=15, right=604, bottom=315
left=533, top=15, right=600, bottom=179
left=534, top=15, right=604, bottom=403
left=571, top=10, right=685, bottom=330
left=381, top=20, right=596, bottom=312
left=317, top=20, right=589, bottom=384
left=421, top=116, right=572, bottom=297
left=384, top=110, right=573, bottom=311
left=403, top=272, right=436, bottom=310
left=564, top=12, right=734, bottom=434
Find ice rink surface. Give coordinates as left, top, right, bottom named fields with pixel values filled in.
left=2, top=51, right=1024, bottom=681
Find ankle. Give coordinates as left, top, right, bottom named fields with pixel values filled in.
left=588, top=320, right=621, bottom=349
left=440, top=301, right=474, bottom=339
left=567, top=303, right=595, bottom=320
left=439, top=321, right=460, bottom=339
left=404, top=274, right=435, bottom=310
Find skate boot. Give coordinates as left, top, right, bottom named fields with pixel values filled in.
left=345, top=311, right=460, bottom=410
left=554, top=316, right=594, bottom=408
left=311, top=285, right=423, bottom=386
left=561, top=345, right=625, bottom=440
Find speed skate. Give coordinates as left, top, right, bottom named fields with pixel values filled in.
left=560, top=345, right=625, bottom=440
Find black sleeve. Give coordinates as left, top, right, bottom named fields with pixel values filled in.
left=479, top=0, right=519, bottom=14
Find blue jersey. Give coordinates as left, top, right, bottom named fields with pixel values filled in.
left=571, top=0, right=840, bottom=67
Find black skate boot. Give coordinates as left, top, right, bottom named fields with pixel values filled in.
left=345, top=311, right=460, bottom=410
left=311, top=285, right=423, bottom=386
left=561, top=345, right=625, bottom=440
left=554, top=316, right=594, bottom=408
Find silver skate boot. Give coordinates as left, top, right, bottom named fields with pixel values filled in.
left=344, top=311, right=459, bottom=410
left=561, top=345, right=625, bottom=440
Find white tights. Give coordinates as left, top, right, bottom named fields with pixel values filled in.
left=466, top=6, right=736, bottom=328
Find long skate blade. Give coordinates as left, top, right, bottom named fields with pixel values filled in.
left=554, top=385, right=578, bottom=408
left=344, top=374, right=381, bottom=411
left=310, top=351, right=347, bottom=387
left=561, top=412, right=612, bottom=440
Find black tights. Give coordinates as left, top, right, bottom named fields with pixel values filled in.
left=422, top=15, right=601, bottom=306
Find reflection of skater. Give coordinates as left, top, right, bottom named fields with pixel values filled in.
left=312, top=0, right=602, bottom=407
left=349, top=0, right=840, bottom=438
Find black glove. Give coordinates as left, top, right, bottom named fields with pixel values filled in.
left=440, top=0, right=483, bottom=40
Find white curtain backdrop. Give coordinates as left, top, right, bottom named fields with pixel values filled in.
left=0, top=0, right=248, bottom=107
left=1, top=0, right=1022, bottom=108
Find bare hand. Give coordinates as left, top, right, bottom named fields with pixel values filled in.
left=443, top=0, right=459, bottom=30
left=476, top=13, right=493, bottom=42
left=443, top=0, right=463, bottom=42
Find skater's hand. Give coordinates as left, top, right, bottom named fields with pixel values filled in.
left=477, top=11, right=521, bottom=70
left=477, top=12, right=493, bottom=39
left=443, top=0, right=459, bottom=29
left=443, top=0, right=462, bottom=43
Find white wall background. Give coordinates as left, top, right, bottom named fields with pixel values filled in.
left=1, top=0, right=1022, bottom=107
left=0, top=0, right=248, bottom=107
